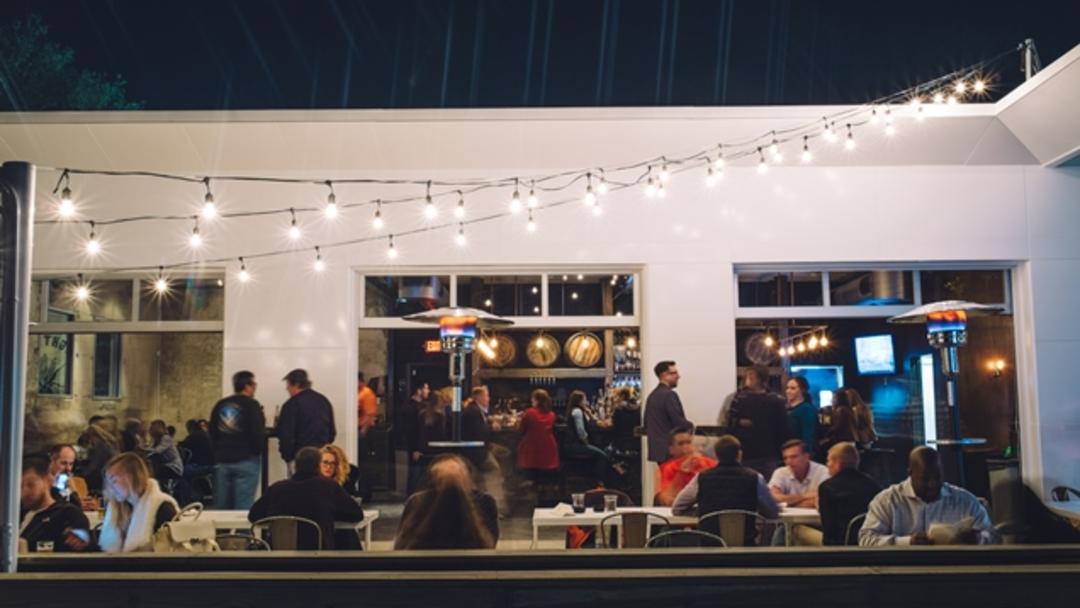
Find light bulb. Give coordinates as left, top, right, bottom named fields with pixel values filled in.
left=372, top=206, right=384, bottom=230
left=75, top=285, right=90, bottom=301
left=954, top=81, right=966, bottom=94
left=933, top=92, right=945, bottom=104
left=313, top=248, right=326, bottom=272
left=808, top=336, right=819, bottom=349
left=455, top=225, right=467, bottom=246
left=202, top=200, right=217, bottom=220
left=801, top=141, right=813, bottom=163
left=455, top=193, right=466, bottom=218
left=424, top=198, right=437, bottom=219
left=527, top=211, right=538, bottom=232
left=531, top=286, right=539, bottom=294
left=189, top=230, right=203, bottom=248
left=869, top=109, right=880, bottom=125
left=659, top=161, right=670, bottom=182
left=387, top=237, right=398, bottom=259
left=85, top=233, right=101, bottom=256
left=591, top=203, right=602, bottom=216
left=510, top=181, right=522, bottom=213
left=757, top=149, right=769, bottom=175
left=535, top=337, right=544, bottom=348
left=973, top=79, right=986, bottom=93
left=596, top=174, right=609, bottom=195
left=656, top=182, right=667, bottom=198
left=946, top=95, right=958, bottom=105
left=533, top=306, right=540, bottom=313
left=238, top=268, right=251, bottom=283
left=885, top=123, right=897, bottom=137
left=705, top=166, right=717, bottom=188
left=645, top=176, right=658, bottom=198
left=58, top=187, right=76, bottom=218
left=819, top=335, right=829, bottom=347
left=714, top=155, right=725, bottom=170
left=488, top=337, right=498, bottom=348
left=583, top=187, right=596, bottom=207
left=626, top=337, right=637, bottom=348
left=484, top=298, right=492, bottom=307
left=154, top=277, right=169, bottom=294
left=844, top=126, right=856, bottom=151
left=288, top=224, right=302, bottom=240
left=528, top=187, right=539, bottom=208
left=764, top=335, right=774, bottom=347
left=325, top=193, right=339, bottom=219
left=823, top=121, right=837, bottom=143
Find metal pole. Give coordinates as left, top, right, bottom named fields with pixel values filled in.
left=449, top=351, right=464, bottom=443
left=1023, top=38, right=1034, bottom=81
left=942, top=344, right=966, bottom=488
left=0, top=161, right=35, bottom=573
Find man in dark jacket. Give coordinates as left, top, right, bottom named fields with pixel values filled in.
left=644, top=360, right=692, bottom=463
left=249, top=447, right=364, bottom=550
left=819, top=442, right=882, bottom=545
left=725, top=366, right=790, bottom=479
left=209, top=370, right=267, bottom=509
left=277, top=369, right=337, bottom=471
left=19, top=458, right=91, bottom=553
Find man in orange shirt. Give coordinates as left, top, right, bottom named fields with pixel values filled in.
left=654, top=429, right=717, bottom=506
left=357, top=372, right=377, bottom=437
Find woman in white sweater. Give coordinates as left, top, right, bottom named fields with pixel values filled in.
left=97, top=452, right=179, bottom=553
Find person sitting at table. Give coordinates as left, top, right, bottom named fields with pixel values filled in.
left=654, top=429, right=717, bottom=506
left=859, top=446, right=995, bottom=546
left=818, top=442, right=881, bottom=545
left=769, top=439, right=830, bottom=509
left=564, top=390, right=624, bottom=487
left=319, top=443, right=364, bottom=499
left=19, top=457, right=91, bottom=553
left=97, top=452, right=180, bottom=553
left=672, top=434, right=779, bottom=544
left=517, top=389, right=560, bottom=492
left=395, top=454, right=497, bottom=550
left=77, top=420, right=120, bottom=494
left=249, top=446, right=365, bottom=550
left=48, top=443, right=97, bottom=511
left=143, top=419, right=183, bottom=483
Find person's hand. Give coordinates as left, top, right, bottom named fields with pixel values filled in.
left=80, top=496, right=100, bottom=511
left=63, top=528, right=90, bottom=551
left=911, top=533, right=935, bottom=545
left=679, top=456, right=696, bottom=473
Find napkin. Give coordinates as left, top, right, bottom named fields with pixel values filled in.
left=551, top=503, right=575, bottom=516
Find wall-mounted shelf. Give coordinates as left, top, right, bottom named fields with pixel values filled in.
left=477, top=368, right=608, bottom=380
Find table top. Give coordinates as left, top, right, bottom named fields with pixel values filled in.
left=532, top=506, right=819, bottom=526
left=1047, top=500, right=1080, bottom=521
left=87, top=508, right=379, bottom=529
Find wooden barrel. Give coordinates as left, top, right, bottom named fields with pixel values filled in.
left=565, top=331, right=603, bottom=367
left=489, top=334, right=518, bottom=368
left=526, top=334, right=561, bottom=367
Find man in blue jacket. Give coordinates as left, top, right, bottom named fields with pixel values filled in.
left=277, top=369, right=336, bottom=473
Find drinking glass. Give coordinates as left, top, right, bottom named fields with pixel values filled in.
left=603, top=494, right=618, bottom=512
left=571, top=493, right=586, bottom=513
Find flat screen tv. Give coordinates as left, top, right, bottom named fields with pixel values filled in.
left=855, top=334, right=896, bottom=375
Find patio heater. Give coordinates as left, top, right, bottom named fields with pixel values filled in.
left=403, top=307, right=514, bottom=448
left=889, top=300, right=1003, bottom=487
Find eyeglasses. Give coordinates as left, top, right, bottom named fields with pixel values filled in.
left=321, top=460, right=337, bottom=467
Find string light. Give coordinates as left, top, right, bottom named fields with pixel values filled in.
left=85, top=221, right=101, bottom=256
left=386, top=234, right=398, bottom=259
left=583, top=172, right=597, bottom=206
left=596, top=170, right=609, bottom=195
left=237, top=257, right=251, bottom=283
left=324, top=181, right=338, bottom=219
left=153, top=267, right=169, bottom=294
left=869, top=108, right=881, bottom=126
left=973, top=79, right=986, bottom=93
left=527, top=180, right=539, bottom=208
left=202, top=178, right=217, bottom=220
left=645, top=166, right=658, bottom=198
left=313, top=246, right=326, bottom=272
left=659, top=157, right=671, bottom=182
left=423, top=181, right=437, bottom=219
left=764, top=335, right=775, bottom=347
left=946, top=94, right=959, bottom=105
left=527, top=209, right=538, bottom=232
left=808, top=335, right=819, bottom=349
left=704, top=159, right=718, bottom=187
left=819, top=335, right=829, bottom=347
left=454, top=190, right=466, bottom=219
left=58, top=171, right=75, bottom=218
left=656, top=181, right=667, bottom=199
left=288, top=208, right=302, bottom=240
left=189, top=220, right=203, bottom=249
left=73, top=274, right=90, bottom=302
left=954, top=81, right=967, bottom=94
left=455, top=223, right=467, bottom=246
left=933, top=92, right=945, bottom=104
left=768, top=133, right=782, bottom=163
left=800, top=136, right=813, bottom=163
left=823, top=118, right=837, bottom=143
left=510, top=178, right=523, bottom=214
left=844, top=124, right=857, bottom=151
left=756, top=147, right=769, bottom=175
left=714, top=145, right=726, bottom=170
left=883, top=108, right=897, bottom=136
left=372, top=200, right=384, bottom=230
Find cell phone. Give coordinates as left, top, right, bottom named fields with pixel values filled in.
left=54, top=473, right=69, bottom=490
left=69, top=529, right=90, bottom=543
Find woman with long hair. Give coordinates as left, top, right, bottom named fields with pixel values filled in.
left=319, top=443, right=363, bottom=498
left=844, top=388, right=878, bottom=446
left=564, top=390, right=623, bottom=486
left=818, top=390, right=858, bottom=459
left=517, top=389, right=560, bottom=484
left=143, top=419, right=183, bottom=481
left=414, top=391, right=449, bottom=488
left=395, top=454, right=496, bottom=550
left=784, top=376, right=818, bottom=448
left=97, top=452, right=179, bottom=553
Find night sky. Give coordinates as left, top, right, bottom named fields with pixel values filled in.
left=6, top=0, right=1079, bottom=110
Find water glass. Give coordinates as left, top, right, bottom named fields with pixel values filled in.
left=571, top=493, right=586, bottom=513
left=603, top=494, right=618, bottom=512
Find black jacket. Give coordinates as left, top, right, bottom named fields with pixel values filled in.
left=644, top=384, right=691, bottom=463
left=726, top=390, right=791, bottom=461
left=209, top=394, right=266, bottom=463
left=818, top=468, right=882, bottom=545
left=179, top=429, right=214, bottom=466
left=460, top=403, right=491, bottom=468
left=276, top=389, right=336, bottom=462
left=395, top=397, right=424, bottom=452
left=249, top=473, right=364, bottom=550
left=696, top=463, right=764, bottom=545
left=19, top=501, right=91, bottom=553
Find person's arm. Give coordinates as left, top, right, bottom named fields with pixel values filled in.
left=331, top=484, right=365, bottom=523
left=326, top=397, right=337, bottom=444
left=572, top=409, right=588, bottom=443
left=858, top=493, right=906, bottom=546
left=249, top=400, right=267, bottom=456
left=817, top=483, right=838, bottom=545
left=153, top=502, right=178, bottom=532
left=656, top=459, right=696, bottom=506
left=671, top=474, right=700, bottom=516
left=277, top=402, right=297, bottom=462
left=756, top=475, right=780, bottom=519
left=248, top=493, right=268, bottom=523
left=968, top=496, right=997, bottom=545
left=667, top=393, right=691, bottom=433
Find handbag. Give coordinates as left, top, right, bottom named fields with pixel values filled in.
left=153, top=507, right=219, bottom=553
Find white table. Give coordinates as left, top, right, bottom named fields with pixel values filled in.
left=530, top=506, right=820, bottom=549
left=87, top=508, right=380, bottom=549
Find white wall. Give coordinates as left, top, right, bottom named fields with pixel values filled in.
left=26, top=149, right=1080, bottom=493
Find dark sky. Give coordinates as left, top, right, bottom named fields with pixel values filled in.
left=7, top=0, right=1080, bottom=110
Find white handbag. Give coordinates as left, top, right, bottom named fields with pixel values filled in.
left=153, top=504, right=220, bottom=553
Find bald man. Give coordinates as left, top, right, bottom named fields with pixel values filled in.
left=817, top=442, right=880, bottom=545
left=859, top=446, right=994, bottom=546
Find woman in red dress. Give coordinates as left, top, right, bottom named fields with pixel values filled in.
left=517, top=389, right=560, bottom=482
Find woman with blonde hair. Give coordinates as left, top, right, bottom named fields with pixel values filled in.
left=319, top=443, right=363, bottom=498
left=98, top=452, right=179, bottom=553
left=844, top=388, right=878, bottom=446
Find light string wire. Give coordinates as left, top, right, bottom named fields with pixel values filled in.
left=34, top=46, right=1019, bottom=275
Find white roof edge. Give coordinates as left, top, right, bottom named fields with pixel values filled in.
left=994, top=43, right=1080, bottom=113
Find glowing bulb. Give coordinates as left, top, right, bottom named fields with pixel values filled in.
left=535, top=337, right=544, bottom=348
left=626, top=337, right=637, bottom=348
left=946, top=95, right=958, bottom=105
left=238, top=268, right=251, bottom=283
left=313, top=256, right=325, bottom=273
left=386, top=238, right=398, bottom=259
left=645, top=177, right=658, bottom=198
left=933, top=92, right=945, bottom=104
left=973, top=79, right=986, bottom=93
left=714, top=155, right=725, bottom=169
left=764, top=335, right=775, bottom=347
left=823, top=122, right=838, bottom=143
left=455, top=225, right=467, bottom=246
left=58, top=187, right=76, bottom=218
left=510, top=183, right=522, bottom=213
left=527, top=187, right=539, bottom=208
left=757, top=149, right=769, bottom=175
left=85, top=235, right=101, bottom=256
left=819, top=335, right=829, bottom=347
left=154, top=277, right=169, bottom=294
left=596, top=174, right=609, bottom=195
left=189, top=230, right=203, bottom=248
left=705, top=166, right=717, bottom=187
left=455, top=193, right=466, bottom=218
left=372, top=206, right=384, bottom=230
left=801, top=137, right=813, bottom=163
left=484, top=298, right=492, bottom=307
left=527, top=210, right=538, bottom=232
left=202, top=202, right=217, bottom=220
left=954, top=81, right=966, bottom=94
left=571, top=291, right=579, bottom=300
left=656, top=182, right=667, bottom=198
left=844, top=126, right=856, bottom=151
left=808, top=336, right=819, bottom=349
left=488, top=337, right=498, bottom=348
left=869, top=109, right=880, bottom=125
left=325, top=193, right=339, bottom=219
left=583, top=187, right=596, bottom=207
left=533, top=306, right=540, bottom=313
left=659, top=161, right=670, bottom=182
left=288, top=224, right=302, bottom=240
left=591, top=203, right=603, bottom=216
left=424, top=199, right=437, bottom=219
left=75, top=285, right=90, bottom=301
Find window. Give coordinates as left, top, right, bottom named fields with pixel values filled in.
left=47, top=278, right=133, bottom=321
left=738, top=272, right=823, bottom=307
left=457, top=275, right=541, bottom=316
left=365, top=275, right=450, bottom=317
left=920, top=270, right=1007, bottom=304
left=548, top=273, right=634, bottom=316
left=93, top=333, right=122, bottom=398
left=139, top=277, right=224, bottom=321
left=33, top=333, right=73, bottom=395
left=829, top=271, right=914, bottom=306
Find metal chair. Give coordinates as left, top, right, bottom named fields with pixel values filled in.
left=1051, top=486, right=1080, bottom=502
left=698, top=510, right=771, bottom=547
left=598, top=511, right=671, bottom=548
left=844, top=513, right=867, bottom=546
left=215, top=533, right=271, bottom=551
left=251, top=516, right=323, bottom=551
left=646, top=529, right=727, bottom=549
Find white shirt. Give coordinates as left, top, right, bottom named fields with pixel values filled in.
left=768, top=461, right=830, bottom=496
left=859, top=478, right=995, bottom=546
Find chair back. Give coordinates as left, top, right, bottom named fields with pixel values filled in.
left=598, top=511, right=671, bottom=548
left=844, top=513, right=867, bottom=546
left=583, top=488, right=633, bottom=510
left=251, top=516, right=323, bottom=551
left=215, top=533, right=271, bottom=551
left=646, top=529, right=726, bottom=549
left=699, top=510, right=768, bottom=547
left=1051, top=486, right=1080, bottom=502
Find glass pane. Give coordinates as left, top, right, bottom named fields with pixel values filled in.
left=29, top=334, right=73, bottom=395
left=738, top=272, right=822, bottom=307
left=829, top=271, right=913, bottom=306
left=548, top=273, right=635, bottom=316
left=139, top=277, right=224, bottom=321
left=30, top=279, right=42, bottom=323
left=93, top=333, right=122, bottom=398
left=920, top=270, right=1007, bottom=304
left=47, top=278, right=133, bottom=321
left=457, top=275, right=542, bottom=316
left=365, top=275, right=450, bottom=317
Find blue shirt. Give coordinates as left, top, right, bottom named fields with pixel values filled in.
left=859, top=478, right=995, bottom=546
left=787, top=401, right=817, bottom=448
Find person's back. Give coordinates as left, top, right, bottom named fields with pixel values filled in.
left=179, top=427, right=214, bottom=467
left=819, top=468, right=881, bottom=545
left=727, top=391, right=789, bottom=466
left=695, top=463, right=766, bottom=543
left=280, top=389, right=336, bottom=454
left=394, top=454, right=496, bottom=550
left=210, top=393, right=266, bottom=463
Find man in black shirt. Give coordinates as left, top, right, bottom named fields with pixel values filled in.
left=725, top=366, right=790, bottom=479
left=818, top=442, right=881, bottom=545
left=397, top=382, right=429, bottom=495
left=19, top=457, right=90, bottom=553
left=249, top=447, right=364, bottom=550
left=644, top=360, right=692, bottom=464
left=277, top=369, right=337, bottom=472
left=209, top=370, right=267, bottom=509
